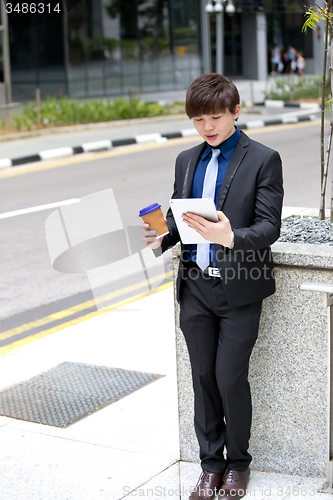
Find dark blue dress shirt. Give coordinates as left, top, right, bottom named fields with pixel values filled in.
left=187, top=126, right=241, bottom=266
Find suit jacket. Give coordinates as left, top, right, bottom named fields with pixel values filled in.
left=161, top=130, right=284, bottom=307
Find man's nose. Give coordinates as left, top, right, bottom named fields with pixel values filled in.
left=203, top=121, right=214, bottom=131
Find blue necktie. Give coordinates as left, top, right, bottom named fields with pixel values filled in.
left=196, top=148, right=220, bottom=270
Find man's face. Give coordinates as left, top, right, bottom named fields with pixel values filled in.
left=192, top=105, right=241, bottom=147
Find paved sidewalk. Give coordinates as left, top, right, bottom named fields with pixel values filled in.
left=0, top=285, right=179, bottom=500
left=0, top=208, right=328, bottom=499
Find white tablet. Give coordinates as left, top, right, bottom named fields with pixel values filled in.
left=170, top=198, right=218, bottom=244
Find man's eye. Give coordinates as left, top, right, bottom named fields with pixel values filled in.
left=195, top=118, right=203, bottom=122
left=212, top=116, right=222, bottom=120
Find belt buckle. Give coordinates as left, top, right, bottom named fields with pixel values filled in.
left=208, top=267, right=220, bottom=277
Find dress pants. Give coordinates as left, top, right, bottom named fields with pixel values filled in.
left=179, top=261, right=262, bottom=473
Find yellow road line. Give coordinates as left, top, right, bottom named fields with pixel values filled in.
left=0, top=271, right=173, bottom=343
left=0, top=119, right=321, bottom=179
left=0, top=281, right=173, bottom=356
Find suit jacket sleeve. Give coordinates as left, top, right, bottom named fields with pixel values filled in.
left=159, top=152, right=184, bottom=253
left=231, top=149, right=283, bottom=251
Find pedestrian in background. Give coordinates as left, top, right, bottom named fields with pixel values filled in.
left=288, top=45, right=297, bottom=73
left=296, top=52, right=306, bottom=77
left=282, top=47, right=291, bottom=73
left=270, top=43, right=282, bottom=76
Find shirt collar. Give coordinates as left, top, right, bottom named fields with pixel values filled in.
left=201, top=126, right=241, bottom=161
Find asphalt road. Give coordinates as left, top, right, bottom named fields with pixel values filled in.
left=0, top=120, right=330, bottom=353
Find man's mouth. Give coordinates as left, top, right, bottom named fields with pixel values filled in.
left=206, top=134, right=218, bottom=140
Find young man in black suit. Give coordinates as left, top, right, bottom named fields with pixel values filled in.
left=142, top=74, right=283, bottom=500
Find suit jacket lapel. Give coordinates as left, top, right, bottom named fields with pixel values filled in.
left=182, top=142, right=206, bottom=198
left=216, top=131, right=249, bottom=210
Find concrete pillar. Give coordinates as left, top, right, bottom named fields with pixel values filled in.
left=0, top=1, right=12, bottom=104
left=312, top=17, right=326, bottom=75
left=0, top=84, right=5, bottom=105
left=241, top=12, right=267, bottom=80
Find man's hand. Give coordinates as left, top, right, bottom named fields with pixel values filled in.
left=141, top=222, right=163, bottom=249
left=182, top=211, right=233, bottom=247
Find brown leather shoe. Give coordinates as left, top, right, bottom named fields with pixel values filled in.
left=189, top=470, right=224, bottom=500
left=217, top=468, right=250, bottom=499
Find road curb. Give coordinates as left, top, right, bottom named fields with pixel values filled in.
left=256, top=100, right=321, bottom=110
left=0, top=111, right=320, bottom=169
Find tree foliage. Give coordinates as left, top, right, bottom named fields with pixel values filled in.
left=302, top=1, right=333, bottom=220
left=302, top=4, right=333, bottom=32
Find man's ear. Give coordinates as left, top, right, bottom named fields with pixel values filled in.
left=234, top=104, right=241, bottom=120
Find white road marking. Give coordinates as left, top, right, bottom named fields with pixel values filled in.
left=0, top=198, right=81, bottom=219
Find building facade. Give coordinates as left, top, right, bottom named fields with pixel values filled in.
left=1, top=0, right=325, bottom=102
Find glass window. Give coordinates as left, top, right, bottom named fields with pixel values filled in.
left=142, top=72, right=159, bottom=92
left=9, top=11, right=65, bottom=100
left=106, top=77, right=122, bottom=95
left=68, top=79, right=87, bottom=98
left=170, top=0, right=200, bottom=88
left=159, top=70, right=176, bottom=90
left=224, top=14, right=242, bottom=76
left=122, top=74, right=140, bottom=94
left=87, top=78, right=105, bottom=96
left=8, top=0, right=202, bottom=99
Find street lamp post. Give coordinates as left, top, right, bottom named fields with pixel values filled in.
left=204, top=0, right=236, bottom=76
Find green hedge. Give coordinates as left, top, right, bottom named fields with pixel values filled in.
left=265, top=75, right=330, bottom=101
left=20, top=96, right=169, bottom=130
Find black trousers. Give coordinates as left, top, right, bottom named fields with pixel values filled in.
left=179, top=262, right=262, bottom=474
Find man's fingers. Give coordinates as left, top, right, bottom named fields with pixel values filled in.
left=182, top=214, right=208, bottom=237
left=143, top=228, right=157, bottom=239
left=217, top=210, right=228, bottom=222
left=142, top=225, right=162, bottom=248
left=182, top=212, right=206, bottom=226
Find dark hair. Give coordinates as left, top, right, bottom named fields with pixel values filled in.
left=185, top=73, right=240, bottom=118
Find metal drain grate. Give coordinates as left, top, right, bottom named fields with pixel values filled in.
left=0, top=362, right=162, bottom=427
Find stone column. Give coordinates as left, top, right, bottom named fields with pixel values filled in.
left=173, top=241, right=333, bottom=476
left=241, top=12, right=267, bottom=80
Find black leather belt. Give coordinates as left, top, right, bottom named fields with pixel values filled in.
left=185, top=260, right=221, bottom=278
left=203, top=266, right=221, bottom=278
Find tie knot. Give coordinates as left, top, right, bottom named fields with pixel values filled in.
left=211, top=148, right=220, bottom=159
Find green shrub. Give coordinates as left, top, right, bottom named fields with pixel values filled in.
left=265, top=75, right=330, bottom=101
left=147, top=102, right=168, bottom=116
left=143, top=36, right=169, bottom=51
left=23, top=116, right=33, bottom=131
left=173, top=27, right=198, bottom=42
left=170, top=101, right=186, bottom=113
left=19, top=96, right=169, bottom=129
left=13, top=116, right=23, bottom=131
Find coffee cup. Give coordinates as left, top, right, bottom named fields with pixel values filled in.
left=139, top=203, right=169, bottom=239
